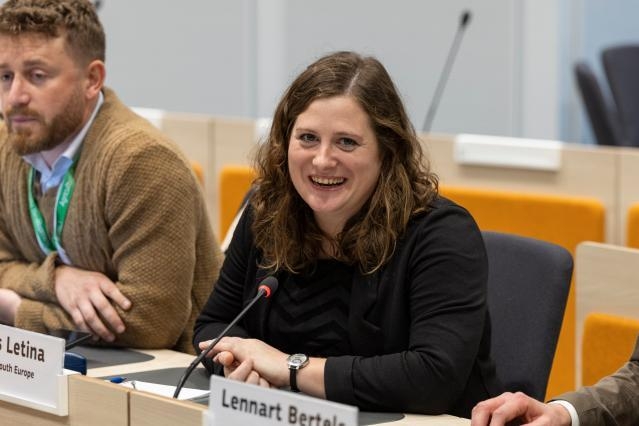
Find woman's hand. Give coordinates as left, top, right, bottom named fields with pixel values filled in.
left=199, top=337, right=288, bottom=388
left=213, top=350, right=240, bottom=377
left=214, top=351, right=272, bottom=388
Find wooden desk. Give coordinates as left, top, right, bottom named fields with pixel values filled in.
left=1, top=348, right=470, bottom=425
left=129, top=389, right=470, bottom=426
left=618, top=148, right=639, bottom=245
left=121, top=350, right=470, bottom=426
left=86, top=348, right=195, bottom=378
left=0, top=375, right=129, bottom=426
left=575, top=242, right=639, bottom=386
left=0, top=349, right=190, bottom=426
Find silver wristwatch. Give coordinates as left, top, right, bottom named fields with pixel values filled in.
left=286, top=353, right=309, bottom=392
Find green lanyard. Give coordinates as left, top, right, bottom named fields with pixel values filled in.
left=27, top=160, right=77, bottom=256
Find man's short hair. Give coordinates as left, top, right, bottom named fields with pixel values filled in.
left=0, top=0, right=105, bottom=64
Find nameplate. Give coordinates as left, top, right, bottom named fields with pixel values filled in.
left=0, top=324, right=70, bottom=415
left=205, top=375, right=358, bottom=426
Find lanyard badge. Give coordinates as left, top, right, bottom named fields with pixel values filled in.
left=27, top=159, right=77, bottom=263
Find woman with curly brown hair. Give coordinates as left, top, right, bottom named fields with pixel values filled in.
left=194, top=51, right=501, bottom=417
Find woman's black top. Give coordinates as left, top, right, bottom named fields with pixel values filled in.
left=267, top=259, right=353, bottom=357
left=194, top=197, right=502, bottom=417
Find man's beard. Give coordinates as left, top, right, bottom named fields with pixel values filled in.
left=6, top=88, right=85, bottom=156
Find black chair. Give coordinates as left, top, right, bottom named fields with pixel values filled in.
left=602, top=44, right=639, bottom=147
left=482, top=231, right=573, bottom=401
left=574, top=61, right=624, bottom=146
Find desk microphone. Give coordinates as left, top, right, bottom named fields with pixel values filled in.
left=173, top=276, right=279, bottom=398
left=422, top=10, right=472, bottom=133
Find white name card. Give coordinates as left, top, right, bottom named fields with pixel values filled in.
left=0, top=324, right=71, bottom=415
left=205, top=375, right=358, bottom=426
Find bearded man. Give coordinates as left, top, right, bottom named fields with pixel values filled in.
left=0, top=0, right=221, bottom=353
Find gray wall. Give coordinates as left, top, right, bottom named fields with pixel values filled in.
left=100, top=0, right=554, bottom=138
left=4, top=0, right=639, bottom=143
left=99, top=0, right=255, bottom=117
left=271, top=0, right=520, bottom=137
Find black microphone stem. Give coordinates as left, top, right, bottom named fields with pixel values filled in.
left=422, top=10, right=472, bottom=133
left=173, top=288, right=266, bottom=399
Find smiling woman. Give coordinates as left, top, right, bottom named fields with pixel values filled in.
left=193, top=51, right=503, bottom=418
left=288, top=95, right=382, bottom=239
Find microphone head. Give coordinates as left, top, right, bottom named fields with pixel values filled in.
left=460, top=10, right=472, bottom=27
left=258, top=276, right=279, bottom=298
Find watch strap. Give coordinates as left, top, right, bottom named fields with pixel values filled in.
left=289, top=367, right=300, bottom=392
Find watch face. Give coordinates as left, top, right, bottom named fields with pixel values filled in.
left=287, top=353, right=309, bottom=369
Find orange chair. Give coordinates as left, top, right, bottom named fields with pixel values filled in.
left=440, top=185, right=606, bottom=397
left=626, top=202, right=639, bottom=248
left=218, top=165, right=256, bottom=242
left=191, top=161, right=205, bottom=187
left=582, top=313, right=639, bottom=386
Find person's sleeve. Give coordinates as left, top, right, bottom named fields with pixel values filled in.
left=325, top=204, right=489, bottom=413
left=0, top=148, right=77, bottom=330
left=86, top=142, right=214, bottom=348
left=15, top=298, right=77, bottom=333
left=193, top=206, right=254, bottom=372
left=0, top=181, right=58, bottom=303
left=548, top=400, right=579, bottom=426
left=556, top=336, right=639, bottom=426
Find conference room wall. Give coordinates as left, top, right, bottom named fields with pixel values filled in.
left=97, top=0, right=563, bottom=142
left=4, top=1, right=637, bottom=144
